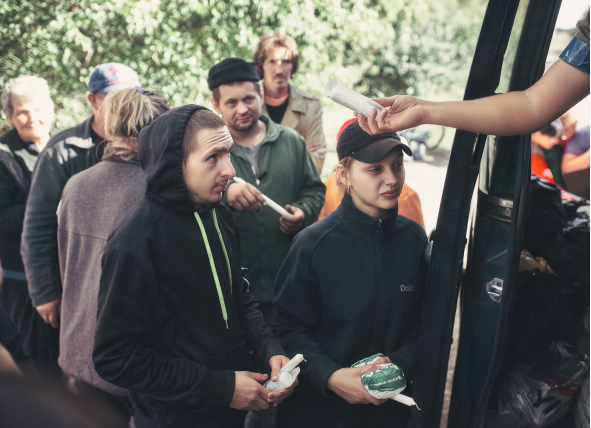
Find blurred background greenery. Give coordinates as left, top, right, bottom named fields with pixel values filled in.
left=1, top=0, right=492, bottom=132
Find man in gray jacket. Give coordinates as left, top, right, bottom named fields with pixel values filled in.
left=21, top=63, right=141, bottom=339
left=254, top=33, right=326, bottom=174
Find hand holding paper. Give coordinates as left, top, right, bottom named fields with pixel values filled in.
left=232, top=177, right=293, bottom=217
left=324, top=78, right=385, bottom=118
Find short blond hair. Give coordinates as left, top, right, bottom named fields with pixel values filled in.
left=101, top=88, right=169, bottom=151
left=182, top=109, right=227, bottom=165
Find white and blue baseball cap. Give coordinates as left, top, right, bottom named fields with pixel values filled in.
left=88, top=63, right=141, bottom=94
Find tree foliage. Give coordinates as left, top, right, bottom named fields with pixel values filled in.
left=1, top=0, right=487, bottom=131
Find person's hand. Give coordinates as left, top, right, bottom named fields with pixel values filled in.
left=327, top=366, right=388, bottom=405
left=0, top=343, right=20, bottom=374
left=226, top=182, right=267, bottom=214
left=355, top=95, right=427, bottom=135
left=230, top=371, right=271, bottom=411
left=36, top=298, right=61, bottom=329
left=267, top=355, right=299, bottom=407
left=306, top=141, right=320, bottom=153
left=279, top=206, right=304, bottom=235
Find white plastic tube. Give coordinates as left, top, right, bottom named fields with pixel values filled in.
left=232, top=177, right=292, bottom=217
left=324, top=78, right=385, bottom=118
left=280, top=354, right=305, bottom=373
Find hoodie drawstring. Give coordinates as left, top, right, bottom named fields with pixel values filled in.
left=194, top=210, right=232, bottom=329
left=212, top=209, right=232, bottom=292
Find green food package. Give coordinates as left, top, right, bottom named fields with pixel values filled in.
left=360, top=363, right=406, bottom=399
left=351, top=353, right=386, bottom=368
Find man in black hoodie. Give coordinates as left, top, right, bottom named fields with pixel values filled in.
left=93, top=106, right=295, bottom=428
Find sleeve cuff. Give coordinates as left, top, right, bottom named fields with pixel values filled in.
left=203, top=369, right=236, bottom=407
left=31, top=289, right=63, bottom=307
left=310, top=361, right=342, bottom=397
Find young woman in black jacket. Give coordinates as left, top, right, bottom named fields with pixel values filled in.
left=273, top=120, right=428, bottom=427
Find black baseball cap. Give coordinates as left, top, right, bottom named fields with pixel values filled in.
left=337, top=120, right=411, bottom=162
left=207, top=58, right=260, bottom=91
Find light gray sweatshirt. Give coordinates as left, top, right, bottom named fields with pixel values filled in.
left=57, top=146, right=144, bottom=395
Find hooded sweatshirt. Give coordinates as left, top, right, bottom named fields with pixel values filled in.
left=92, top=105, right=286, bottom=428
left=273, top=193, right=427, bottom=404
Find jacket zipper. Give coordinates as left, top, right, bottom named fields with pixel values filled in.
left=369, top=221, right=384, bottom=351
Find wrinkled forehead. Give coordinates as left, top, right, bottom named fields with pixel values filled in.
left=10, top=95, right=53, bottom=111
left=196, top=126, right=234, bottom=154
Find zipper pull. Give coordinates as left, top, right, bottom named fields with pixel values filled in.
left=251, top=165, right=260, bottom=186
left=377, top=219, right=383, bottom=233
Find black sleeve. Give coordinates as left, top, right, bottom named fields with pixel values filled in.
left=0, top=164, right=25, bottom=239
left=240, top=278, right=287, bottom=369
left=21, top=148, right=68, bottom=306
left=230, top=215, right=286, bottom=368
left=386, top=255, right=428, bottom=381
left=272, top=234, right=341, bottom=396
left=93, top=247, right=235, bottom=407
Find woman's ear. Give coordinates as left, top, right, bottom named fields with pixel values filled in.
left=336, top=163, right=349, bottom=190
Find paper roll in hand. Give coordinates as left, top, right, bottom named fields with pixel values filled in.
left=264, top=354, right=306, bottom=391
left=324, top=78, right=385, bottom=118
left=232, top=177, right=292, bottom=217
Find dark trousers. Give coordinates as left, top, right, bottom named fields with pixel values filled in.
left=0, top=277, right=60, bottom=375
left=276, top=379, right=410, bottom=428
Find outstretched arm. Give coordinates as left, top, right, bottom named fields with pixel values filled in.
left=358, top=59, right=589, bottom=137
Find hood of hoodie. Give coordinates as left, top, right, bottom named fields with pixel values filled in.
left=138, top=104, right=209, bottom=213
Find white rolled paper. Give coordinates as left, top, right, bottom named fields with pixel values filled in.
left=324, top=78, right=385, bottom=118
left=232, top=177, right=292, bottom=217
left=280, top=353, right=306, bottom=374
left=392, top=394, right=420, bottom=409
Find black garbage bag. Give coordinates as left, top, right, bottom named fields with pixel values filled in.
left=504, top=270, right=589, bottom=367
left=542, top=215, right=590, bottom=285
left=494, top=341, right=589, bottom=428
left=524, top=176, right=568, bottom=257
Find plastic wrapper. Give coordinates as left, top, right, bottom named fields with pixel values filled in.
left=494, top=341, right=589, bottom=428
left=324, top=78, right=384, bottom=118
left=573, top=374, right=590, bottom=428
left=360, top=363, right=406, bottom=399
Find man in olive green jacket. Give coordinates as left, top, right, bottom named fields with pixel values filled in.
left=209, top=58, right=325, bottom=324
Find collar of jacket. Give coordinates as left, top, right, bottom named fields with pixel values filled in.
left=102, top=145, right=140, bottom=164
left=287, top=85, right=314, bottom=114
left=337, top=192, right=399, bottom=239
left=62, top=116, right=96, bottom=149
left=230, top=114, right=283, bottom=159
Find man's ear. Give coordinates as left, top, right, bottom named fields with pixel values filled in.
left=211, top=98, right=221, bottom=114
left=88, top=93, right=98, bottom=111
left=4, top=111, right=13, bottom=127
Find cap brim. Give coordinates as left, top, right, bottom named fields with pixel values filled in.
left=350, top=138, right=412, bottom=163
left=100, top=83, right=141, bottom=94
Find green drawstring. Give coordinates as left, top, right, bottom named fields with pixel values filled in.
left=243, top=277, right=250, bottom=293
left=212, top=209, right=232, bottom=292
left=194, top=210, right=231, bottom=329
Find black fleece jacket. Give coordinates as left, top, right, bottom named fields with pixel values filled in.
left=273, top=193, right=427, bottom=397
left=92, top=105, right=286, bottom=428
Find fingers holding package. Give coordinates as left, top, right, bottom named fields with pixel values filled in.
left=230, top=371, right=271, bottom=412
left=355, top=95, right=428, bottom=135
left=327, top=366, right=389, bottom=406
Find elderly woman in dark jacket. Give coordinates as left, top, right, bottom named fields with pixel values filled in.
left=0, top=75, right=59, bottom=372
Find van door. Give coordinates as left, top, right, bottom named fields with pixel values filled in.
left=448, top=1, right=562, bottom=427
left=409, top=0, right=562, bottom=426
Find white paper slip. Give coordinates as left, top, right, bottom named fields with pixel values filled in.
left=232, top=177, right=293, bottom=217
left=324, top=78, right=385, bottom=118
